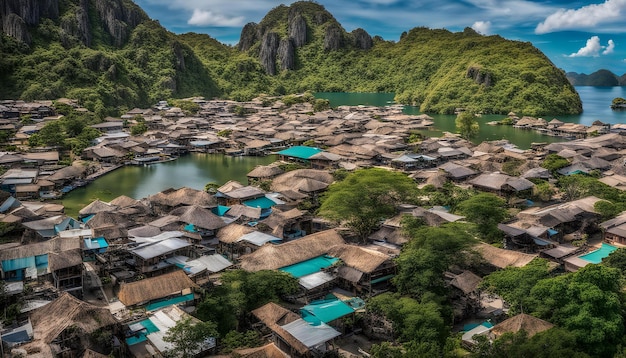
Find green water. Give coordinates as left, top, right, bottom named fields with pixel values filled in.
left=316, top=92, right=564, bottom=149
left=317, top=88, right=626, bottom=149
left=61, top=154, right=276, bottom=217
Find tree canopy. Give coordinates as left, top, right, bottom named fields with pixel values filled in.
left=318, top=168, right=419, bottom=240
left=163, top=317, right=218, bottom=358
left=456, top=193, right=509, bottom=243
left=455, top=111, right=479, bottom=139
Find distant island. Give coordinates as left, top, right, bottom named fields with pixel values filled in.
left=567, top=69, right=626, bottom=86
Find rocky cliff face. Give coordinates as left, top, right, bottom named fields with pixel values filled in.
left=288, top=12, right=306, bottom=47
left=1, top=0, right=59, bottom=44
left=466, top=66, right=492, bottom=87
left=260, top=31, right=280, bottom=75
left=94, top=0, right=144, bottom=47
left=351, top=28, right=372, bottom=50
left=324, top=23, right=343, bottom=51
left=278, top=38, right=295, bottom=70
left=238, top=22, right=258, bottom=51
left=60, top=0, right=91, bottom=47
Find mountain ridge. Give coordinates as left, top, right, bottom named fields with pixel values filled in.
left=566, top=69, right=626, bottom=86
left=1, top=0, right=582, bottom=116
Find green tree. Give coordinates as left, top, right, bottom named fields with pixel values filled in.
left=29, top=121, right=66, bottom=147
left=163, top=317, right=218, bottom=358
left=455, top=111, right=479, bottom=139
left=313, top=98, right=330, bottom=112
left=395, top=222, right=475, bottom=297
left=472, top=328, right=589, bottom=358
left=318, top=168, right=419, bottom=240
left=602, top=248, right=626, bottom=276
left=457, top=193, right=508, bottom=243
left=594, top=200, right=624, bottom=221
left=220, top=330, right=262, bottom=353
left=205, top=182, right=220, bottom=194
left=529, top=264, right=624, bottom=356
left=480, top=258, right=550, bottom=314
left=541, top=154, right=569, bottom=173
left=130, top=122, right=148, bottom=136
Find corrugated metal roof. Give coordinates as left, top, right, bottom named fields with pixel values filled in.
left=299, top=271, right=335, bottom=290
left=131, top=237, right=190, bottom=260
left=281, top=319, right=341, bottom=348
left=239, top=231, right=282, bottom=246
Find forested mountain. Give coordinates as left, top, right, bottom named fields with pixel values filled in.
left=1, top=0, right=581, bottom=116
left=567, top=69, right=626, bottom=86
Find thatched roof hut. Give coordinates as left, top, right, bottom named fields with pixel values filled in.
left=240, top=229, right=345, bottom=271
left=78, top=199, right=117, bottom=217
left=147, top=187, right=216, bottom=212
left=170, top=205, right=226, bottom=230
left=234, top=343, right=289, bottom=358
left=217, top=223, right=255, bottom=244
left=29, top=292, right=116, bottom=344
left=86, top=211, right=133, bottom=230
left=251, top=303, right=307, bottom=356
left=48, top=249, right=83, bottom=272
left=326, top=245, right=391, bottom=274
left=474, top=243, right=536, bottom=268
left=449, top=271, right=482, bottom=294
left=271, top=169, right=333, bottom=193
left=247, top=165, right=284, bottom=179
left=490, top=313, right=554, bottom=339
left=109, top=195, right=140, bottom=208
left=117, top=270, right=197, bottom=307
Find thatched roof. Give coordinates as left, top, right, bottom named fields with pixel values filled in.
left=327, top=245, right=391, bottom=273
left=117, top=270, right=197, bottom=307
left=48, top=249, right=82, bottom=271
left=490, top=313, right=554, bottom=339
left=128, top=225, right=162, bottom=238
left=217, top=223, right=255, bottom=244
left=0, top=236, right=80, bottom=261
left=234, top=343, right=289, bottom=358
left=449, top=271, right=482, bottom=294
left=474, top=243, right=537, bottom=268
left=78, top=199, right=117, bottom=216
left=110, top=195, right=140, bottom=208
left=247, top=165, right=284, bottom=179
left=170, top=205, right=226, bottom=230
left=86, top=211, right=133, bottom=230
left=46, top=163, right=88, bottom=182
left=226, top=204, right=262, bottom=220
left=83, top=349, right=110, bottom=358
left=147, top=187, right=216, bottom=208
left=271, top=169, right=333, bottom=193
left=217, top=180, right=244, bottom=193
left=29, top=292, right=116, bottom=343
left=240, top=229, right=345, bottom=271
left=93, top=225, right=128, bottom=240
left=251, top=303, right=307, bottom=355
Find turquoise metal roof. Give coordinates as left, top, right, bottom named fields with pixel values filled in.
left=145, top=293, right=194, bottom=311
left=277, top=146, right=323, bottom=160
left=243, top=196, right=277, bottom=209
left=301, top=297, right=355, bottom=324
left=280, top=255, right=339, bottom=278
left=212, top=205, right=231, bottom=216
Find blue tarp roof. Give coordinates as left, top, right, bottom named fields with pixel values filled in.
left=277, top=146, right=323, bottom=160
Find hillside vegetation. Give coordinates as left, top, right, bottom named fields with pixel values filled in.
left=1, top=0, right=582, bottom=116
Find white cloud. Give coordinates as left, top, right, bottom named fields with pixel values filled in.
left=471, top=21, right=491, bottom=35
left=568, top=36, right=615, bottom=57
left=603, top=39, right=615, bottom=54
left=187, top=9, right=245, bottom=27
left=536, top=0, right=626, bottom=34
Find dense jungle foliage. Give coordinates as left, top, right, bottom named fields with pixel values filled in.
left=1, top=1, right=581, bottom=116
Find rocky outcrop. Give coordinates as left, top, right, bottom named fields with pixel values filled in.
left=2, top=13, right=31, bottom=44
left=1, top=0, right=59, bottom=43
left=351, top=28, right=372, bottom=50
left=94, top=0, right=144, bottom=47
left=238, top=22, right=258, bottom=51
left=313, top=11, right=330, bottom=25
left=467, top=66, right=493, bottom=87
left=288, top=13, right=307, bottom=47
left=259, top=31, right=280, bottom=75
left=278, top=38, right=295, bottom=71
left=323, top=23, right=343, bottom=51
left=60, top=0, right=91, bottom=47
left=172, top=41, right=186, bottom=71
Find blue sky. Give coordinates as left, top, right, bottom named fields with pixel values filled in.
left=134, top=0, right=626, bottom=75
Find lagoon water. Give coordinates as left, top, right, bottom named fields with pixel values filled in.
left=61, top=87, right=626, bottom=216
left=318, top=87, right=626, bottom=149
left=61, top=154, right=276, bottom=217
